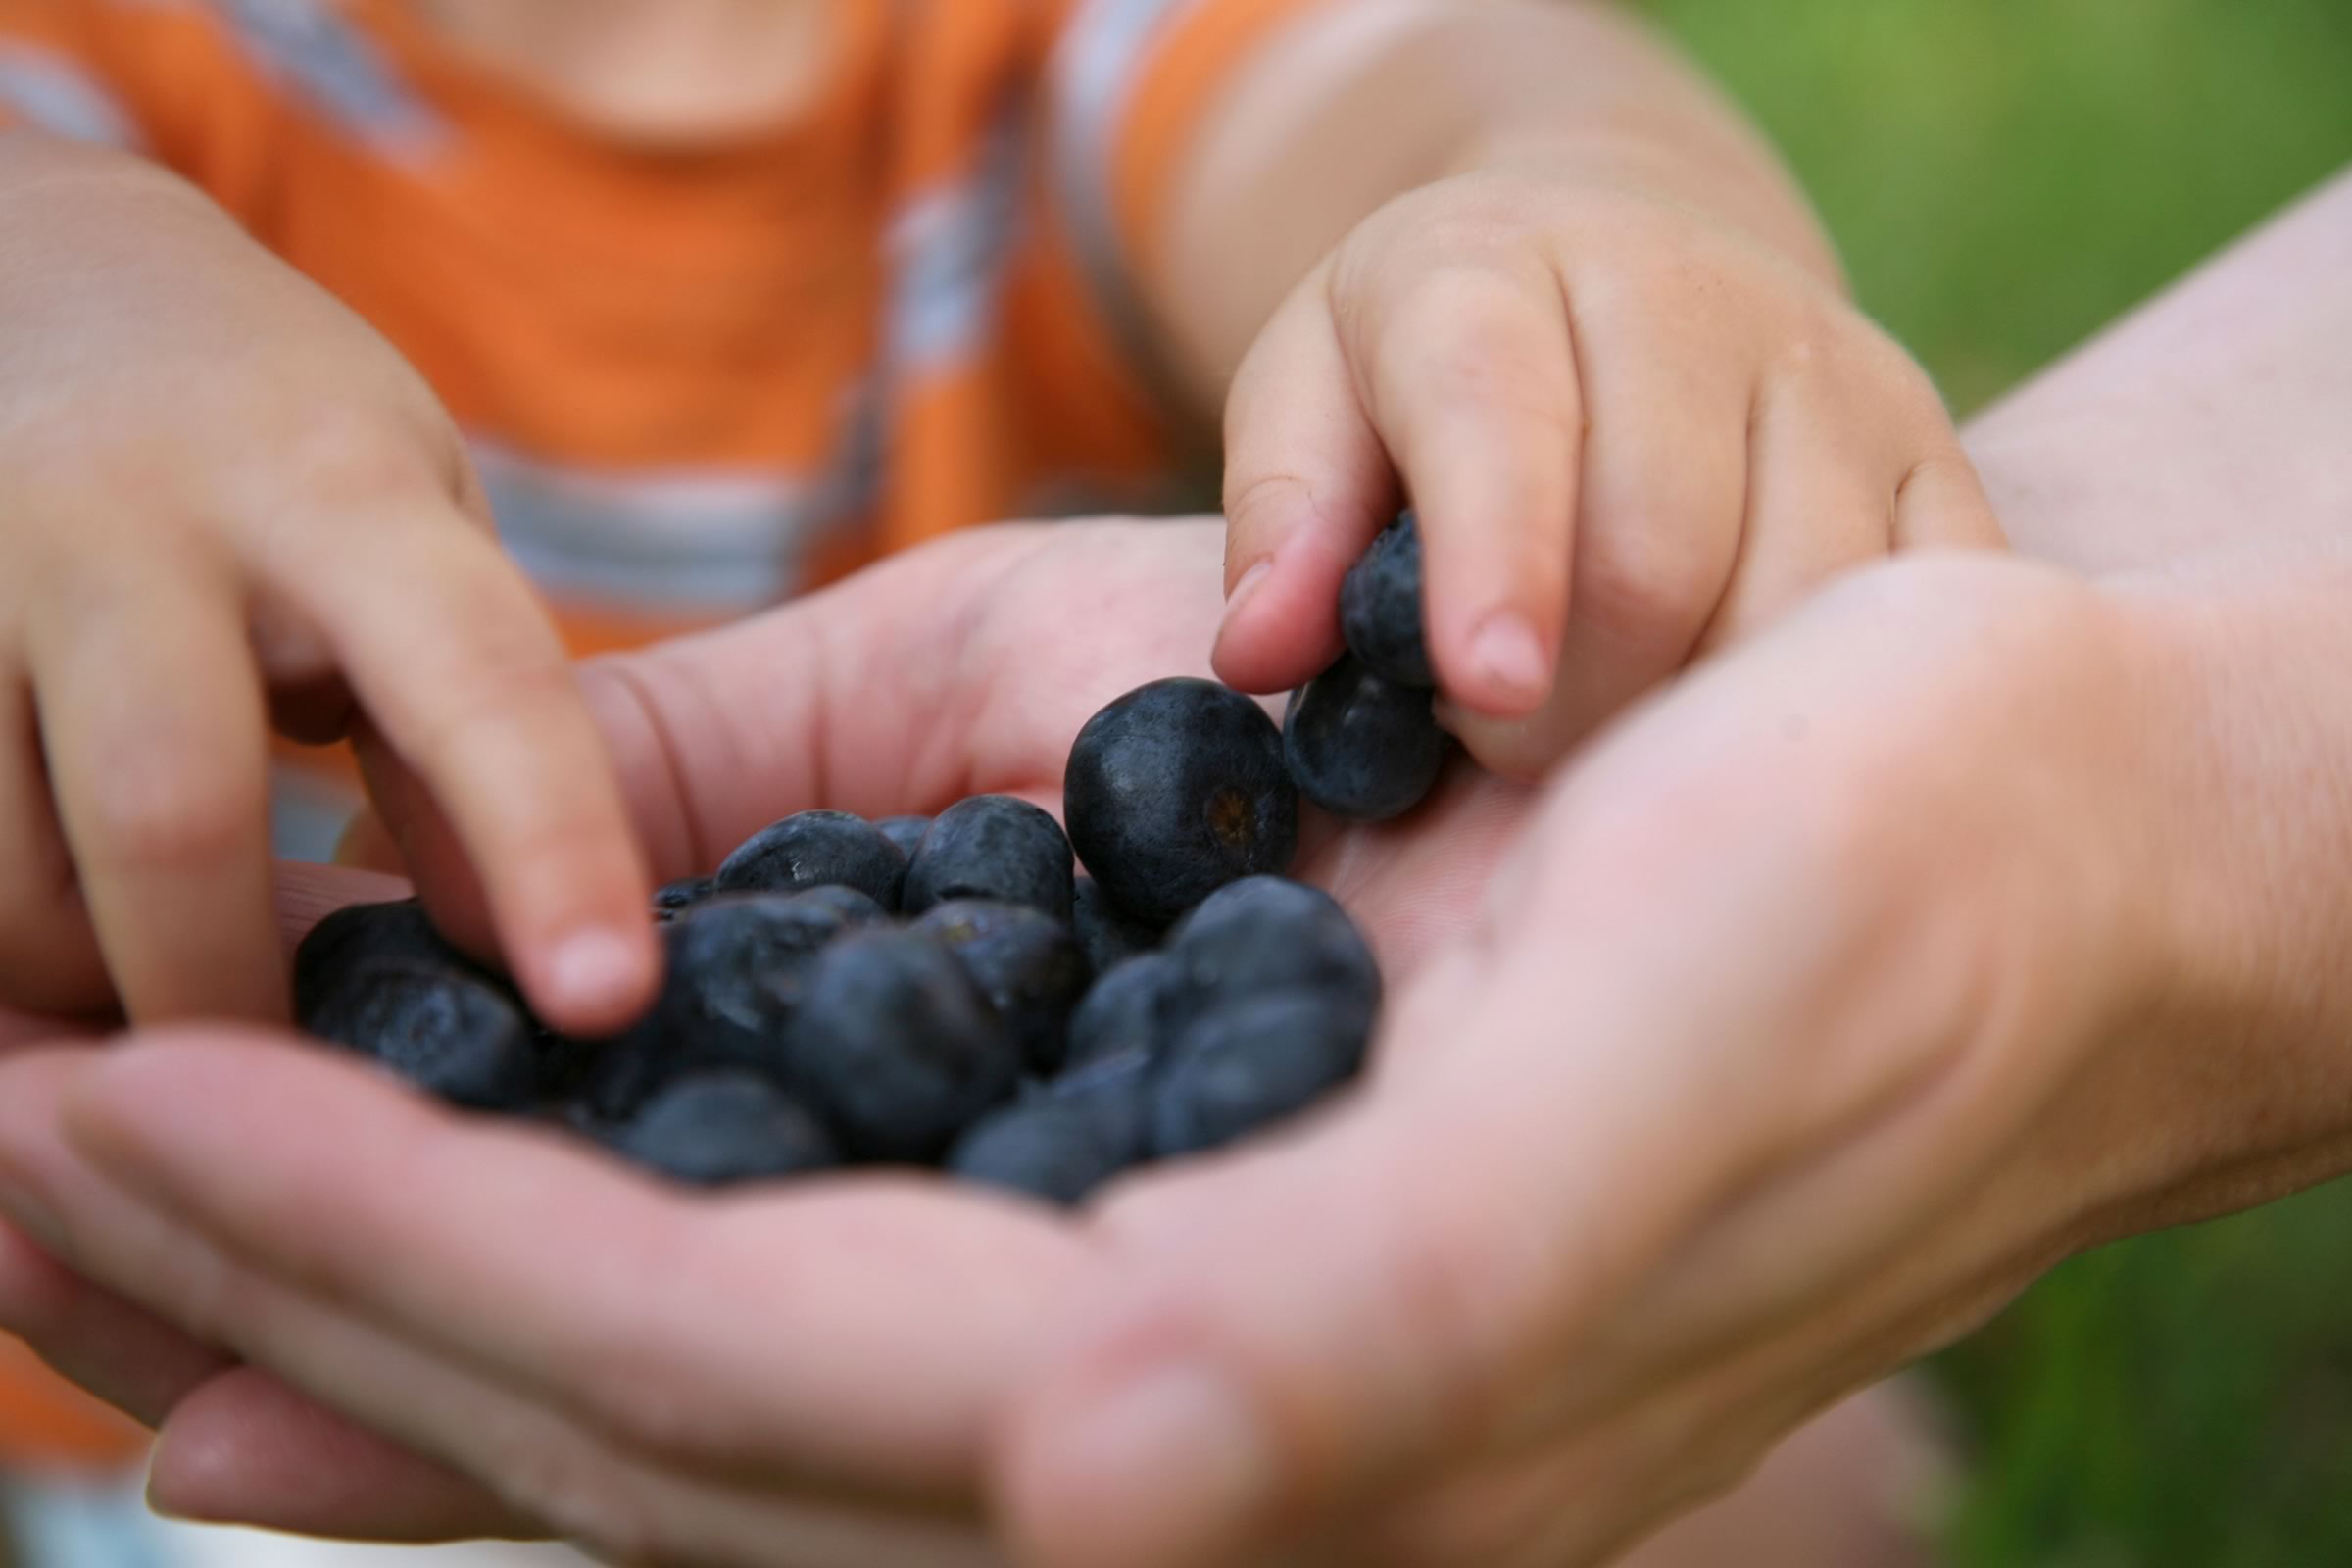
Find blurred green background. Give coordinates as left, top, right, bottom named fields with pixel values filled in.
left=1635, top=2, right=2352, bottom=1563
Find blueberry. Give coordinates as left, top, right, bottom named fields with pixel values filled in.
left=948, top=1050, right=1152, bottom=1205
left=875, top=814, right=933, bottom=862
left=1166, top=876, right=1382, bottom=1021
left=713, top=810, right=907, bottom=909
left=304, top=962, right=538, bottom=1113
left=1152, top=990, right=1374, bottom=1156
left=1284, top=655, right=1450, bottom=822
left=580, top=890, right=858, bottom=1119
left=782, top=928, right=1021, bottom=1160
left=903, top=796, right=1075, bottom=921
left=530, top=1022, right=603, bottom=1104
left=915, top=901, right=1089, bottom=1075
left=1063, top=678, right=1298, bottom=928
left=1072, top=875, right=1160, bottom=976
left=1338, top=509, right=1432, bottom=688
left=1064, top=953, right=1184, bottom=1073
left=292, top=900, right=490, bottom=1019
left=608, top=1073, right=839, bottom=1187
left=653, top=876, right=716, bottom=922
left=776, top=884, right=892, bottom=930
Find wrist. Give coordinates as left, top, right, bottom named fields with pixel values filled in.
left=2041, top=564, right=2352, bottom=1243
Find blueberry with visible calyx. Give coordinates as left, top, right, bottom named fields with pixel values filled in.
left=293, top=900, right=490, bottom=1018
left=1064, top=678, right=1298, bottom=928
left=783, top=928, right=1021, bottom=1161
left=1152, top=990, right=1374, bottom=1156
left=653, top=877, right=715, bottom=922
left=875, top=814, right=933, bottom=862
left=304, top=962, right=538, bottom=1113
left=1167, top=876, right=1381, bottom=1021
left=915, top=901, right=1089, bottom=1075
left=903, top=796, right=1075, bottom=921
left=1284, top=655, right=1450, bottom=822
left=1339, top=509, right=1432, bottom=688
left=1072, top=875, right=1159, bottom=976
left=712, top=810, right=906, bottom=909
left=608, top=1073, right=839, bottom=1187
left=949, top=1050, right=1153, bottom=1205
left=1064, top=953, right=1184, bottom=1073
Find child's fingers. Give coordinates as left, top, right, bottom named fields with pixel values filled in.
left=298, top=519, right=659, bottom=1038
left=1345, top=247, right=1582, bottom=718
left=1214, top=278, right=1396, bottom=694
left=1441, top=321, right=1748, bottom=778
left=1688, top=381, right=1895, bottom=658
left=28, top=556, right=287, bottom=1024
left=0, top=670, right=112, bottom=1014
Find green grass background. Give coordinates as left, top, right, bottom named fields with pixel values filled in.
left=1633, top=3, right=2352, bottom=1562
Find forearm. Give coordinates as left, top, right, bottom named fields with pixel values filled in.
left=1958, top=170, right=2352, bottom=1243
left=1150, top=0, right=1839, bottom=412
left=1967, top=168, right=2352, bottom=580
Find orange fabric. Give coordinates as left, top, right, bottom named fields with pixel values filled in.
left=1108, top=0, right=1340, bottom=284
left=0, top=1334, right=149, bottom=1473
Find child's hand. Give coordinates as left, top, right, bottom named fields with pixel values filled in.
left=0, top=151, right=656, bottom=1031
left=1212, top=170, right=2003, bottom=777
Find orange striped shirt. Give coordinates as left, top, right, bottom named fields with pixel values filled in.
left=0, top=0, right=1335, bottom=1468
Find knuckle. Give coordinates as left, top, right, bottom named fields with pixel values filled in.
left=77, top=752, right=260, bottom=874
left=1578, top=515, right=1728, bottom=638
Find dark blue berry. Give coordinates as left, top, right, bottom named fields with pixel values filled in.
left=1063, top=678, right=1298, bottom=928
left=652, top=876, right=716, bottom=922
left=293, top=900, right=490, bottom=1019
left=903, top=795, right=1075, bottom=921
left=948, top=1050, right=1152, bottom=1205
left=875, top=815, right=933, bottom=862
left=1284, top=655, right=1450, bottom=821
left=608, top=1073, right=839, bottom=1187
left=915, top=900, right=1089, bottom=1075
left=1167, top=876, right=1382, bottom=1021
left=780, top=884, right=892, bottom=929
left=1064, top=953, right=1184, bottom=1073
left=782, top=928, right=1021, bottom=1160
left=304, top=962, right=538, bottom=1112
left=1339, top=509, right=1432, bottom=688
left=1152, top=990, right=1374, bottom=1156
left=580, top=890, right=861, bottom=1119
left=713, top=810, right=907, bottom=909
left=1072, top=874, right=1160, bottom=976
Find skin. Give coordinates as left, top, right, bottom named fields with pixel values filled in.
left=0, top=0, right=1983, bottom=1030
left=0, top=166, right=2346, bottom=1564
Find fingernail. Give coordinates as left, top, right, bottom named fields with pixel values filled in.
left=1467, top=611, right=1552, bottom=705
left=1052, top=1358, right=1273, bottom=1554
left=1225, top=561, right=1273, bottom=619
left=544, top=926, right=649, bottom=1018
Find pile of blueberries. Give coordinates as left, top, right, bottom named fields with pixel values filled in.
left=296, top=514, right=1448, bottom=1203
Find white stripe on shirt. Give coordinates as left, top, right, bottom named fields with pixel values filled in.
left=0, top=45, right=143, bottom=147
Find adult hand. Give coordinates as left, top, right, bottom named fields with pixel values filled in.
left=0, top=517, right=1537, bottom=1564
left=0, top=526, right=2226, bottom=1568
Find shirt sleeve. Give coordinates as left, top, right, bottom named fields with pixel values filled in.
left=1036, top=0, right=1343, bottom=404
left=0, top=0, right=305, bottom=216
